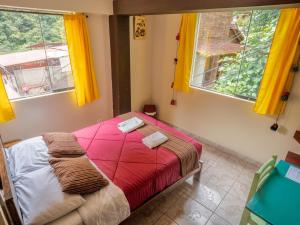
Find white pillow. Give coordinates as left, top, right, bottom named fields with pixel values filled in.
left=7, top=136, right=49, bottom=180
left=14, top=165, right=85, bottom=225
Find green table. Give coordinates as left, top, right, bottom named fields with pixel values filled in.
left=247, top=160, right=300, bottom=225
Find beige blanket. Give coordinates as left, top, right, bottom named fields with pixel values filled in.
left=119, top=112, right=199, bottom=176
left=77, top=178, right=130, bottom=225
left=48, top=164, right=130, bottom=225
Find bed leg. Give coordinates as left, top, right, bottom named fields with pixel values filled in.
left=193, top=171, right=201, bottom=181
left=193, top=161, right=203, bottom=181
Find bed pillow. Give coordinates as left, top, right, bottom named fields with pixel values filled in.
left=42, top=132, right=77, bottom=145
left=7, top=136, right=49, bottom=179
left=14, top=165, right=85, bottom=225
left=47, top=141, right=85, bottom=158
left=49, top=157, right=108, bottom=194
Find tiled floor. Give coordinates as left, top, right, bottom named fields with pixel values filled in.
left=121, top=144, right=260, bottom=225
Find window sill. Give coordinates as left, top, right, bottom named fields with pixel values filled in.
left=189, top=85, right=255, bottom=104
left=10, top=89, right=75, bottom=103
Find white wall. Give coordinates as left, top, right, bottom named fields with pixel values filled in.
left=0, top=2, right=113, bottom=141
left=130, top=16, right=153, bottom=111
left=131, top=14, right=300, bottom=163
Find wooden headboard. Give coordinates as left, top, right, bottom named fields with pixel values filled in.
left=0, top=136, right=23, bottom=225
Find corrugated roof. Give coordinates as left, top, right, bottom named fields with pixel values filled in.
left=0, top=45, right=69, bottom=67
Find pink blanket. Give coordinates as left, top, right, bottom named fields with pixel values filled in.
left=73, top=113, right=202, bottom=210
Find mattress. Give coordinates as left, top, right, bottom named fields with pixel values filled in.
left=74, top=113, right=202, bottom=210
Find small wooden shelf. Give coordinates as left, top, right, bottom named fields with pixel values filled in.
left=294, top=130, right=300, bottom=144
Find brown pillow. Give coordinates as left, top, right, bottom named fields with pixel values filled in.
left=48, top=141, right=85, bottom=158
left=49, top=157, right=109, bottom=194
left=43, top=132, right=77, bottom=145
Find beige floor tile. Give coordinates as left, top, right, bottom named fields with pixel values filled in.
left=156, top=192, right=183, bottom=213
left=206, top=214, right=231, bottom=225
left=193, top=183, right=225, bottom=211
left=238, top=162, right=258, bottom=185
left=166, top=196, right=212, bottom=225
left=238, top=172, right=254, bottom=185
left=153, top=215, right=178, bottom=225
left=229, top=179, right=252, bottom=201
left=155, top=195, right=176, bottom=214
left=218, top=156, right=247, bottom=172
left=121, top=204, right=163, bottom=225
left=201, top=168, right=236, bottom=192
left=205, top=164, right=241, bottom=180
left=215, top=193, right=245, bottom=225
left=185, top=178, right=226, bottom=211
left=154, top=182, right=194, bottom=214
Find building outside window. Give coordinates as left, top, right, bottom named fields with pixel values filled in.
left=0, top=10, right=73, bottom=100
left=190, top=9, right=280, bottom=100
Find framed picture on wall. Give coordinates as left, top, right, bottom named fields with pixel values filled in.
left=133, top=16, right=146, bottom=40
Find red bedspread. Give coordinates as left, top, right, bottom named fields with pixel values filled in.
left=73, top=113, right=202, bottom=210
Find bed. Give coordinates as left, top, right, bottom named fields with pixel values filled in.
left=0, top=112, right=202, bottom=225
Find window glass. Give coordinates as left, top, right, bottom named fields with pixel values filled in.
left=0, top=11, right=73, bottom=100
left=190, top=9, right=280, bottom=100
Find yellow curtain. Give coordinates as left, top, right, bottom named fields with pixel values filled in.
left=174, top=13, right=198, bottom=93
left=0, top=73, right=15, bottom=123
left=64, top=13, right=100, bottom=107
left=254, top=8, right=300, bottom=115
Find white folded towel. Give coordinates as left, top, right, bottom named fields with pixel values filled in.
left=142, top=131, right=168, bottom=149
left=118, top=117, right=144, bottom=133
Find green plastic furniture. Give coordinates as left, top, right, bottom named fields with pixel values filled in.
left=239, top=155, right=277, bottom=225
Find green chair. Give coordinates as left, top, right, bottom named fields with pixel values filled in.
left=239, top=155, right=277, bottom=225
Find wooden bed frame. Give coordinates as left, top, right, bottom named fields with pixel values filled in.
left=0, top=136, right=23, bottom=225
left=0, top=135, right=202, bottom=225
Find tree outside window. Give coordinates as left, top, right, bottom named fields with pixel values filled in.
left=190, top=9, right=279, bottom=100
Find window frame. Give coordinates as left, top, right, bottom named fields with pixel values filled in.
left=10, top=87, right=74, bottom=103
left=189, top=9, right=279, bottom=102
left=0, top=8, right=74, bottom=101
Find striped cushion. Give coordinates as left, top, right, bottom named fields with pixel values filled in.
left=43, top=132, right=77, bottom=145
left=49, top=157, right=108, bottom=194
left=43, top=132, right=85, bottom=158
left=48, top=141, right=85, bottom=158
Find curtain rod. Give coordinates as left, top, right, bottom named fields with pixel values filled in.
left=0, top=5, right=74, bottom=16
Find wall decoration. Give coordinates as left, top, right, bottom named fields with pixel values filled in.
left=270, top=64, right=299, bottom=132
left=170, top=32, right=180, bottom=106
left=133, top=16, right=146, bottom=40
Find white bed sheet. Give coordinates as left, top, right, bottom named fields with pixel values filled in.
left=7, top=137, right=130, bottom=225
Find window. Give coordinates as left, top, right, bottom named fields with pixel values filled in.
left=0, top=10, right=73, bottom=100
left=190, top=9, right=280, bottom=100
